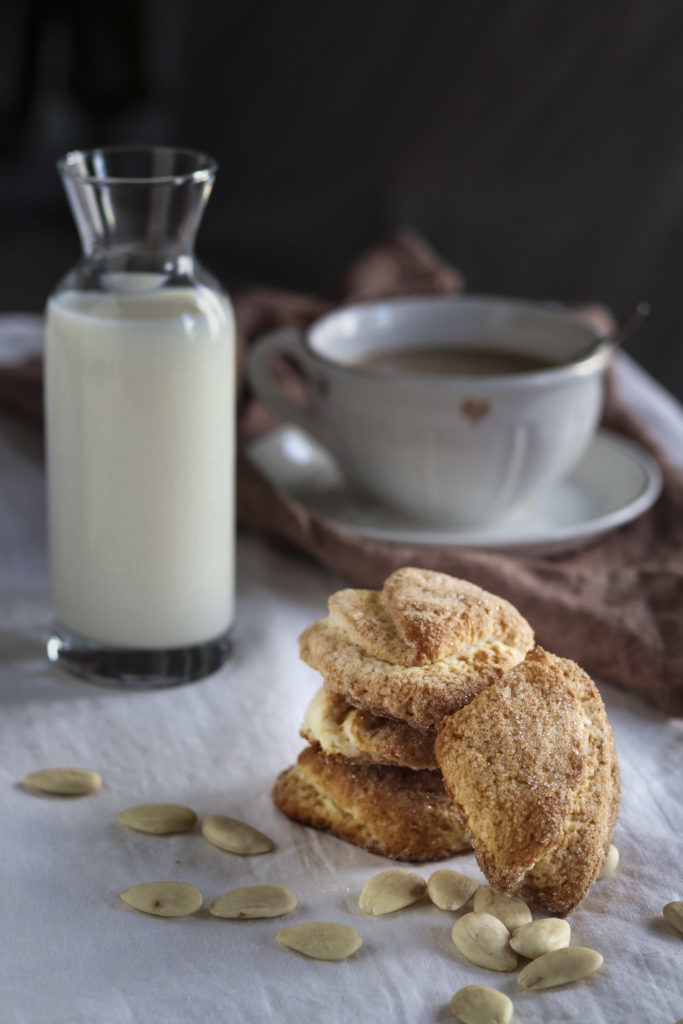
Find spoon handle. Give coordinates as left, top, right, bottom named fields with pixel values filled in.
left=607, top=300, right=651, bottom=349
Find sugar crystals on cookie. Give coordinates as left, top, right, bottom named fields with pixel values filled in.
left=435, top=646, right=620, bottom=913
left=299, top=568, right=534, bottom=731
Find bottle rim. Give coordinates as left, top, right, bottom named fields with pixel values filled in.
left=57, top=145, right=218, bottom=186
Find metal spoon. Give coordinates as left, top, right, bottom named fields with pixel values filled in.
left=568, top=300, right=651, bottom=365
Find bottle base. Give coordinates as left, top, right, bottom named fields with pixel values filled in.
left=46, top=624, right=232, bottom=690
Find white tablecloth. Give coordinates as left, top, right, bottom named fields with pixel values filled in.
left=1, top=319, right=682, bottom=1023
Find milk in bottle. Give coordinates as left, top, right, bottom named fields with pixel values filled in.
left=45, top=146, right=235, bottom=687
left=45, top=285, right=235, bottom=650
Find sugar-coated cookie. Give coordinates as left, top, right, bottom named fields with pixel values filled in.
left=435, top=646, right=620, bottom=913
left=272, top=745, right=470, bottom=862
left=299, top=568, right=534, bottom=731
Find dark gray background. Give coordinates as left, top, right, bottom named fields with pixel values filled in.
left=2, top=0, right=682, bottom=401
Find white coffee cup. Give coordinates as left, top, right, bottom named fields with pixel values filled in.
left=247, top=294, right=610, bottom=525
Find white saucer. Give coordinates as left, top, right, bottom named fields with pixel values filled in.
left=246, top=426, right=663, bottom=556
left=0, top=314, right=44, bottom=366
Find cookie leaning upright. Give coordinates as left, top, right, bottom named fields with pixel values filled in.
left=435, top=646, right=621, bottom=914
left=298, top=567, right=535, bottom=731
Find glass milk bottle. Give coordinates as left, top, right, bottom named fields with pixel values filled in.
left=45, top=147, right=235, bottom=687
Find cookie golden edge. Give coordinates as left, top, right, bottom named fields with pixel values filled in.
left=272, top=746, right=470, bottom=862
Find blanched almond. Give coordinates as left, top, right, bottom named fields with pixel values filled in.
left=120, top=881, right=202, bottom=917
left=277, top=921, right=362, bottom=960
left=210, top=885, right=296, bottom=919
left=201, top=815, right=274, bottom=855
left=359, top=869, right=426, bottom=915
left=118, top=803, right=197, bottom=834
left=452, top=912, right=517, bottom=972
left=663, top=901, right=683, bottom=936
left=518, top=946, right=603, bottom=989
left=473, top=887, right=531, bottom=932
left=450, top=985, right=513, bottom=1024
left=510, top=918, right=571, bottom=959
left=596, top=844, right=620, bottom=880
left=24, top=768, right=102, bottom=796
left=427, top=870, right=478, bottom=911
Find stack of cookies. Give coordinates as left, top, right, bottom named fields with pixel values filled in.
left=272, top=567, right=535, bottom=862
left=272, top=565, right=621, bottom=913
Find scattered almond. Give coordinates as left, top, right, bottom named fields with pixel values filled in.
left=427, top=870, right=478, bottom=912
left=518, top=946, right=603, bottom=990
left=210, top=885, right=297, bottom=919
left=450, top=985, right=513, bottom=1024
left=596, top=844, right=620, bottom=880
left=201, top=815, right=275, bottom=855
left=120, top=881, right=202, bottom=917
left=663, top=901, right=683, bottom=936
left=277, top=921, right=362, bottom=961
left=118, top=803, right=197, bottom=834
left=510, top=918, right=571, bottom=959
left=24, top=768, right=102, bottom=796
left=359, top=869, right=426, bottom=915
left=452, top=912, right=517, bottom=972
left=473, top=887, right=532, bottom=932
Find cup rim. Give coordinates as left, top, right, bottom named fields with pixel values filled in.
left=57, top=145, right=218, bottom=186
left=305, top=293, right=609, bottom=385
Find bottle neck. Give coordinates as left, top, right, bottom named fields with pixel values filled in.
left=75, top=248, right=198, bottom=282
left=62, top=176, right=212, bottom=269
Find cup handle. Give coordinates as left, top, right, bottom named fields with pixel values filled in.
left=246, top=327, right=329, bottom=444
